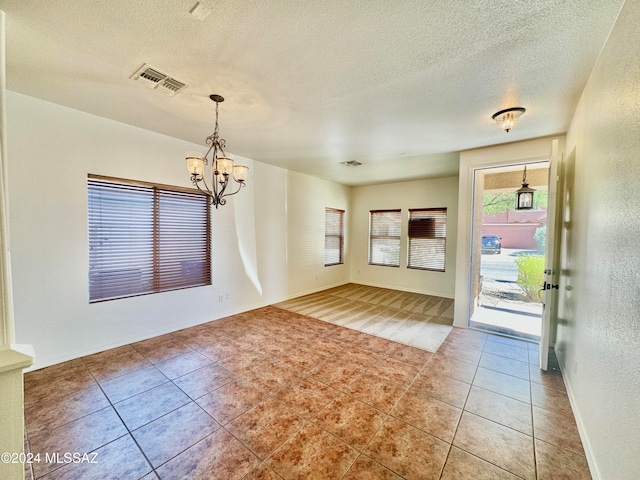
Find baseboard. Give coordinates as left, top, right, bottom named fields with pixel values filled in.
left=267, top=281, right=351, bottom=306
left=349, top=280, right=455, bottom=299
left=25, top=281, right=352, bottom=372
left=558, top=356, right=601, bottom=480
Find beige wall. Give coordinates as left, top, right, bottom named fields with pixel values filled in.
left=559, top=1, right=640, bottom=478
left=286, top=170, right=351, bottom=292
left=349, top=176, right=458, bottom=298
left=0, top=12, right=33, bottom=479
left=7, top=91, right=350, bottom=369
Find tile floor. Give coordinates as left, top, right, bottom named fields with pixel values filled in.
left=23, top=305, right=591, bottom=479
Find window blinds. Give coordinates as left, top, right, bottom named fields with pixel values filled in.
left=325, top=208, right=345, bottom=266
left=369, top=210, right=401, bottom=267
left=88, top=176, right=211, bottom=302
left=407, top=208, right=447, bottom=271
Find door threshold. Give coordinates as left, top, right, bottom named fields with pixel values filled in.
left=468, top=322, right=540, bottom=344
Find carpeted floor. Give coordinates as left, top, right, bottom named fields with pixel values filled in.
left=275, top=284, right=454, bottom=352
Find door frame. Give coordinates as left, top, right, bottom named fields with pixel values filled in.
left=453, top=137, right=565, bottom=366
left=468, top=159, right=550, bottom=340
left=539, top=139, right=563, bottom=370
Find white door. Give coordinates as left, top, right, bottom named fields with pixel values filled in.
left=539, top=139, right=562, bottom=370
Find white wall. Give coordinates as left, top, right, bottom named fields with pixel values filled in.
left=453, top=136, right=562, bottom=328
left=559, top=1, right=640, bottom=478
left=0, top=12, right=35, bottom=480
left=287, top=170, right=351, bottom=293
left=7, top=92, right=350, bottom=369
left=349, top=177, right=458, bottom=298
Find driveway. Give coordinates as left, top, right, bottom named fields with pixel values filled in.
left=480, top=248, right=538, bottom=283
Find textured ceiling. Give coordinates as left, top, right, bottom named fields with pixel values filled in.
left=2, top=0, right=625, bottom=186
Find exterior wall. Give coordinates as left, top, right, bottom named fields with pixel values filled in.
left=483, top=209, right=546, bottom=250
left=482, top=224, right=538, bottom=249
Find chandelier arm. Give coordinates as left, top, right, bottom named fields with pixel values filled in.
left=221, top=181, right=246, bottom=198
left=203, top=142, right=216, bottom=161
left=206, top=169, right=223, bottom=205
left=201, top=174, right=224, bottom=207
left=211, top=152, right=223, bottom=200
left=216, top=175, right=231, bottom=199
left=211, top=167, right=220, bottom=199
left=193, top=177, right=215, bottom=206
left=192, top=179, right=205, bottom=193
left=197, top=171, right=213, bottom=198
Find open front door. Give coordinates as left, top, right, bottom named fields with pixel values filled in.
left=539, top=139, right=562, bottom=370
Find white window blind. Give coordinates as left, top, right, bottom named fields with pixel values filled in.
left=325, top=208, right=345, bottom=266
left=408, top=208, right=447, bottom=272
left=88, top=176, right=211, bottom=302
left=369, top=210, right=401, bottom=267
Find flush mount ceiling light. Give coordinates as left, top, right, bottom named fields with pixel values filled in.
left=186, top=95, right=248, bottom=209
left=515, top=165, right=536, bottom=210
left=340, top=160, right=362, bottom=167
left=492, top=107, right=526, bottom=133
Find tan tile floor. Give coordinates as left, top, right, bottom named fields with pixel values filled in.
left=24, top=305, right=591, bottom=479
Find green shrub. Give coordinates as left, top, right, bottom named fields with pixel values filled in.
left=515, top=254, right=545, bottom=301
left=534, top=226, right=546, bottom=253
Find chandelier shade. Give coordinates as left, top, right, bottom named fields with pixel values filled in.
left=186, top=152, right=205, bottom=179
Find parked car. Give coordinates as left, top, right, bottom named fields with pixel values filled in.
left=481, top=234, right=502, bottom=254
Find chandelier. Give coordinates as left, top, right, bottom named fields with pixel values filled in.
left=186, top=94, right=248, bottom=208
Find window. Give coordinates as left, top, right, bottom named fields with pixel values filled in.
left=369, top=210, right=401, bottom=267
left=408, top=208, right=447, bottom=272
left=88, top=175, right=211, bottom=302
left=325, top=208, right=345, bottom=266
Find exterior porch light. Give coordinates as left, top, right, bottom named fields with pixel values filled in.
left=515, top=165, right=536, bottom=210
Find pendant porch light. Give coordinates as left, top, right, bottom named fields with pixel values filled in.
left=515, top=165, right=536, bottom=210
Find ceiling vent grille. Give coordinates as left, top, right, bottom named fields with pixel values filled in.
left=159, top=77, right=187, bottom=95
left=130, top=64, right=190, bottom=96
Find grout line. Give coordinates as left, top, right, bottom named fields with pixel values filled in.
left=85, top=367, right=157, bottom=478
left=23, top=416, right=36, bottom=480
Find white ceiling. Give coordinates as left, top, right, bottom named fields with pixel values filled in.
left=2, top=0, right=624, bottom=186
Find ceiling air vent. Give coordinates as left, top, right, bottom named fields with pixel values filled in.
left=130, top=64, right=190, bottom=96
left=159, top=77, right=187, bottom=95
